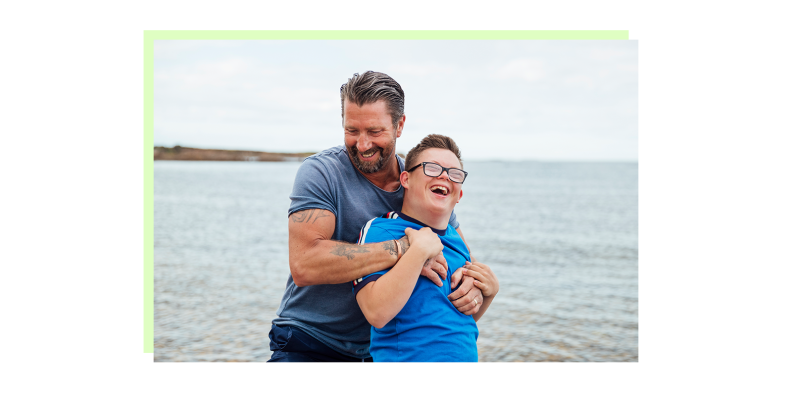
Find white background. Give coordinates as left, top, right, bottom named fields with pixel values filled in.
left=2, top=1, right=790, bottom=393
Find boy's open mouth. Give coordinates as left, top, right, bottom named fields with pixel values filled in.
left=430, top=185, right=448, bottom=196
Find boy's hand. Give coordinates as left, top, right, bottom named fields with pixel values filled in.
left=404, top=227, right=443, bottom=260
left=403, top=228, right=447, bottom=287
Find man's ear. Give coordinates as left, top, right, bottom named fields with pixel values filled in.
left=400, top=171, right=410, bottom=189
left=395, top=114, right=405, bottom=138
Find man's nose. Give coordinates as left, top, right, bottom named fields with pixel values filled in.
left=357, top=134, right=372, bottom=152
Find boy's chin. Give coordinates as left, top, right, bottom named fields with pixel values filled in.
left=427, top=204, right=453, bottom=215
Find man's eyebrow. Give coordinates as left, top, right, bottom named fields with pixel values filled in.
left=344, top=124, right=387, bottom=131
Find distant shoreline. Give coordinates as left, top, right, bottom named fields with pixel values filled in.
left=153, top=146, right=635, bottom=163
left=154, top=146, right=315, bottom=162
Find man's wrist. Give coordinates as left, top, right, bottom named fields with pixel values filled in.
left=393, top=239, right=402, bottom=262
left=398, top=237, right=410, bottom=260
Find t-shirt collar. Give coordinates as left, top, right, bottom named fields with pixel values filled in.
left=396, top=211, right=447, bottom=236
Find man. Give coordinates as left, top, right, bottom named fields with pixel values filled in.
left=268, top=71, right=485, bottom=362
left=353, top=134, right=499, bottom=362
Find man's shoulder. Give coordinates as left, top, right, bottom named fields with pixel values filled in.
left=304, top=145, right=348, bottom=164
left=296, top=146, right=353, bottom=176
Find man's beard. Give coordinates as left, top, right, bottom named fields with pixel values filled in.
left=349, top=142, right=393, bottom=174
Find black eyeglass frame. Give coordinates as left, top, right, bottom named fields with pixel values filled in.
left=406, top=162, right=468, bottom=184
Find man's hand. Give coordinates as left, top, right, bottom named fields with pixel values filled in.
left=420, top=251, right=448, bottom=287
left=448, top=269, right=483, bottom=316
left=462, top=261, right=499, bottom=297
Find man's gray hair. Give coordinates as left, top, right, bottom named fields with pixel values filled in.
left=340, top=71, right=405, bottom=128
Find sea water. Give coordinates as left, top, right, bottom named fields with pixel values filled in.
left=154, top=160, right=638, bottom=362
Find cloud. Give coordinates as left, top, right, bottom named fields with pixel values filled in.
left=493, top=58, right=545, bottom=82
left=153, top=40, right=244, bottom=60
left=256, top=87, right=337, bottom=112
left=154, top=58, right=258, bottom=90
left=389, top=62, right=458, bottom=77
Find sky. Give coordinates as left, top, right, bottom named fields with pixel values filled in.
left=154, top=40, right=638, bottom=161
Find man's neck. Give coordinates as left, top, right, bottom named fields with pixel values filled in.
left=357, top=155, right=402, bottom=192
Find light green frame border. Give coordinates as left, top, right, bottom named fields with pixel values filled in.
left=143, top=30, right=630, bottom=353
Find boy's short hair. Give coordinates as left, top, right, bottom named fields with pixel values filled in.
left=404, top=134, right=463, bottom=170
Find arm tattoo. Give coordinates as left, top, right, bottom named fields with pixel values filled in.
left=291, top=209, right=331, bottom=224
left=382, top=240, right=397, bottom=256
left=311, top=210, right=331, bottom=223
left=290, top=210, right=313, bottom=223
left=398, top=237, right=410, bottom=255
left=423, top=258, right=433, bottom=268
left=330, top=243, right=370, bottom=260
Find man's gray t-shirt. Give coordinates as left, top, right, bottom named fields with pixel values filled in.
left=273, top=145, right=459, bottom=358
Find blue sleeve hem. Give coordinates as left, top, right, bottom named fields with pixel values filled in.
left=352, top=273, right=384, bottom=295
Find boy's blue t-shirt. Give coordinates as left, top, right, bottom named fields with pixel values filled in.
left=353, top=212, right=478, bottom=362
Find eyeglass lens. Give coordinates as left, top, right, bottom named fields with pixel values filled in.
left=424, top=163, right=465, bottom=182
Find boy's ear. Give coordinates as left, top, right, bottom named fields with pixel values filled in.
left=457, top=189, right=463, bottom=203
left=400, top=171, right=409, bottom=189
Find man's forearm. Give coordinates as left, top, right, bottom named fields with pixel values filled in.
left=289, top=237, right=409, bottom=287
left=473, top=295, right=494, bottom=322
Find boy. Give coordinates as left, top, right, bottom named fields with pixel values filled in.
left=352, top=134, right=499, bottom=362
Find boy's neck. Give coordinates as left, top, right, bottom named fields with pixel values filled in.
left=401, top=202, right=451, bottom=231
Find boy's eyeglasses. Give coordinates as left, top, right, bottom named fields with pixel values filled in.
left=406, top=162, right=468, bottom=184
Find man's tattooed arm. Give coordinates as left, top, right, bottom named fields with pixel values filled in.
left=330, top=243, right=371, bottom=260
left=290, top=209, right=332, bottom=224
left=382, top=240, right=397, bottom=256
left=398, top=236, right=410, bottom=256
left=423, top=257, right=434, bottom=268
left=383, top=236, right=411, bottom=259
left=288, top=209, right=404, bottom=285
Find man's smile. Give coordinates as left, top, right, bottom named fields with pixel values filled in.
left=359, top=149, right=379, bottom=160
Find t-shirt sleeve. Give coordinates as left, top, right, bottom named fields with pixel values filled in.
left=351, top=220, right=398, bottom=295
left=288, top=158, right=337, bottom=217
